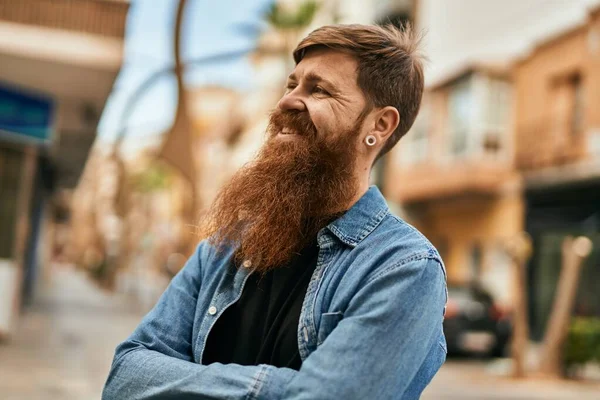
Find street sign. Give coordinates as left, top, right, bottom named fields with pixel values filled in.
left=0, top=82, right=55, bottom=145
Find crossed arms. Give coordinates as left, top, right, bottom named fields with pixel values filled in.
left=102, top=244, right=446, bottom=400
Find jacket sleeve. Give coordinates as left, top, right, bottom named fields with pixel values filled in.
left=270, top=256, right=447, bottom=400
left=102, top=241, right=296, bottom=400
left=103, top=249, right=446, bottom=399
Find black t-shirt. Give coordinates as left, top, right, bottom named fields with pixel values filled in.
left=202, top=241, right=319, bottom=370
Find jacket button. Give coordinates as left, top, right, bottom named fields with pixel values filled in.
left=242, top=260, right=252, bottom=268
left=208, top=306, right=217, bottom=315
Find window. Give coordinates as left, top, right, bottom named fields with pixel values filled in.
left=399, top=100, right=430, bottom=166
left=571, top=74, right=584, bottom=135
left=485, top=78, right=510, bottom=128
left=551, top=72, right=584, bottom=139
left=447, top=73, right=510, bottom=159
left=482, top=77, right=511, bottom=155
left=448, top=76, right=473, bottom=157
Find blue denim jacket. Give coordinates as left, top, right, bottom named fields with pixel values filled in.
left=103, top=186, right=447, bottom=400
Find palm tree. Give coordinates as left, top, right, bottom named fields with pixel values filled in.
left=263, top=0, right=320, bottom=76
left=265, top=1, right=319, bottom=30
left=159, top=0, right=195, bottom=189
left=113, top=0, right=322, bottom=260
left=111, top=0, right=195, bottom=275
left=156, top=0, right=199, bottom=256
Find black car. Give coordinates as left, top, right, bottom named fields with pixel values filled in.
left=443, top=285, right=511, bottom=357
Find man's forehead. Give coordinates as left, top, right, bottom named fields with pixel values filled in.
left=290, top=48, right=358, bottom=88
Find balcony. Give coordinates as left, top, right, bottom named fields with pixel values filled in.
left=0, top=0, right=129, bottom=189
left=386, top=112, right=516, bottom=204
left=385, top=66, right=519, bottom=204
left=516, top=118, right=589, bottom=171
left=385, top=153, right=518, bottom=204
left=516, top=118, right=600, bottom=190
left=0, top=0, right=128, bottom=100
left=0, top=0, right=129, bottom=39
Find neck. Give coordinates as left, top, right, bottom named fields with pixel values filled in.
left=343, top=168, right=371, bottom=211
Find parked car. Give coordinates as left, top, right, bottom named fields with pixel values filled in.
left=443, top=284, right=511, bottom=357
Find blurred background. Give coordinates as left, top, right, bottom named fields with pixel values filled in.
left=1, top=0, right=600, bottom=398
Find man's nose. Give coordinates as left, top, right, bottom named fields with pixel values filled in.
left=277, top=90, right=307, bottom=112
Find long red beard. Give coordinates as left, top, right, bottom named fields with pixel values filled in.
left=197, top=109, right=362, bottom=272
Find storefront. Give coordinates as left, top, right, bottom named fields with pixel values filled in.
left=525, top=181, right=600, bottom=340
left=0, top=0, right=128, bottom=338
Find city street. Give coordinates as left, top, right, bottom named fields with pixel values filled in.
left=1, top=266, right=599, bottom=400
left=0, top=266, right=145, bottom=400
left=2, top=1, right=600, bottom=400
left=422, top=360, right=600, bottom=400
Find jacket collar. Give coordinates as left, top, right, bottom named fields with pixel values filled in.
left=324, top=186, right=389, bottom=248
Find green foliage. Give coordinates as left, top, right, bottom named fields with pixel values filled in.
left=564, top=317, right=600, bottom=368
left=131, top=162, right=172, bottom=193
left=265, top=0, right=319, bottom=30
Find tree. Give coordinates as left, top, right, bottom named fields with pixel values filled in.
left=265, top=1, right=319, bottom=30
left=157, top=0, right=198, bottom=256
left=505, top=233, right=593, bottom=378
left=538, top=236, right=593, bottom=377
left=159, top=0, right=195, bottom=189
left=130, top=162, right=172, bottom=194
left=504, top=232, right=532, bottom=378
left=263, top=0, right=320, bottom=77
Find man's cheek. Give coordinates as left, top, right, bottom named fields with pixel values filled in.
left=310, top=118, right=326, bottom=137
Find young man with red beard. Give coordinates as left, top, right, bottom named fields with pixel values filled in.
left=104, top=24, right=447, bottom=400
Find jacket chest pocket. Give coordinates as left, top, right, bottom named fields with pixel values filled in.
left=317, top=312, right=344, bottom=346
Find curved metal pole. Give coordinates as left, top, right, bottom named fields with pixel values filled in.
left=115, top=48, right=254, bottom=146
left=173, top=0, right=188, bottom=116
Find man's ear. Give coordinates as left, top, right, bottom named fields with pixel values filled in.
left=371, top=106, right=400, bottom=143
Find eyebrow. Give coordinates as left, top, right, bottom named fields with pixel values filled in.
left=288, top=71, right=338, bottom=90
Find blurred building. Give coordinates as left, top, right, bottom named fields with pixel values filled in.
left=0, top=0, right=129, bottom=337
left=51, top=0, right=600, bottom=339
left=386, top=0, right=600, bottom=321
left=514, top=7, right=600, bottom=339
left=188, top=86, right=241, bottom=208
left=69, top=147, right=122, bottom=280
left=384, top=64, right=522, bottom=305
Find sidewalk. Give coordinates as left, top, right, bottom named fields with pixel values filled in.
left=2, top=266, right=599, bottom=400
left=0, top=265, right=146, bottom=400
left=423, top=359, right=600, bottom=399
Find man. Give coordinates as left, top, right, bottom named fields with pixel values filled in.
left=103, top=23, right=447, bottom=400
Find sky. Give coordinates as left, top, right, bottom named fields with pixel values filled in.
left=97, top=0, right=273, bottom=145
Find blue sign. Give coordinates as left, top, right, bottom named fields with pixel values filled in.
left=0, top=82, right=54, bottom=144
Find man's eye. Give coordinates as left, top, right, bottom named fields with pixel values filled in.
left=285, top=84, right=297, bottom=92
left=313, top=86, right=329, bottom=96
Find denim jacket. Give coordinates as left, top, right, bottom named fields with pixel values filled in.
left=103, top=186, right=447, bottom=400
